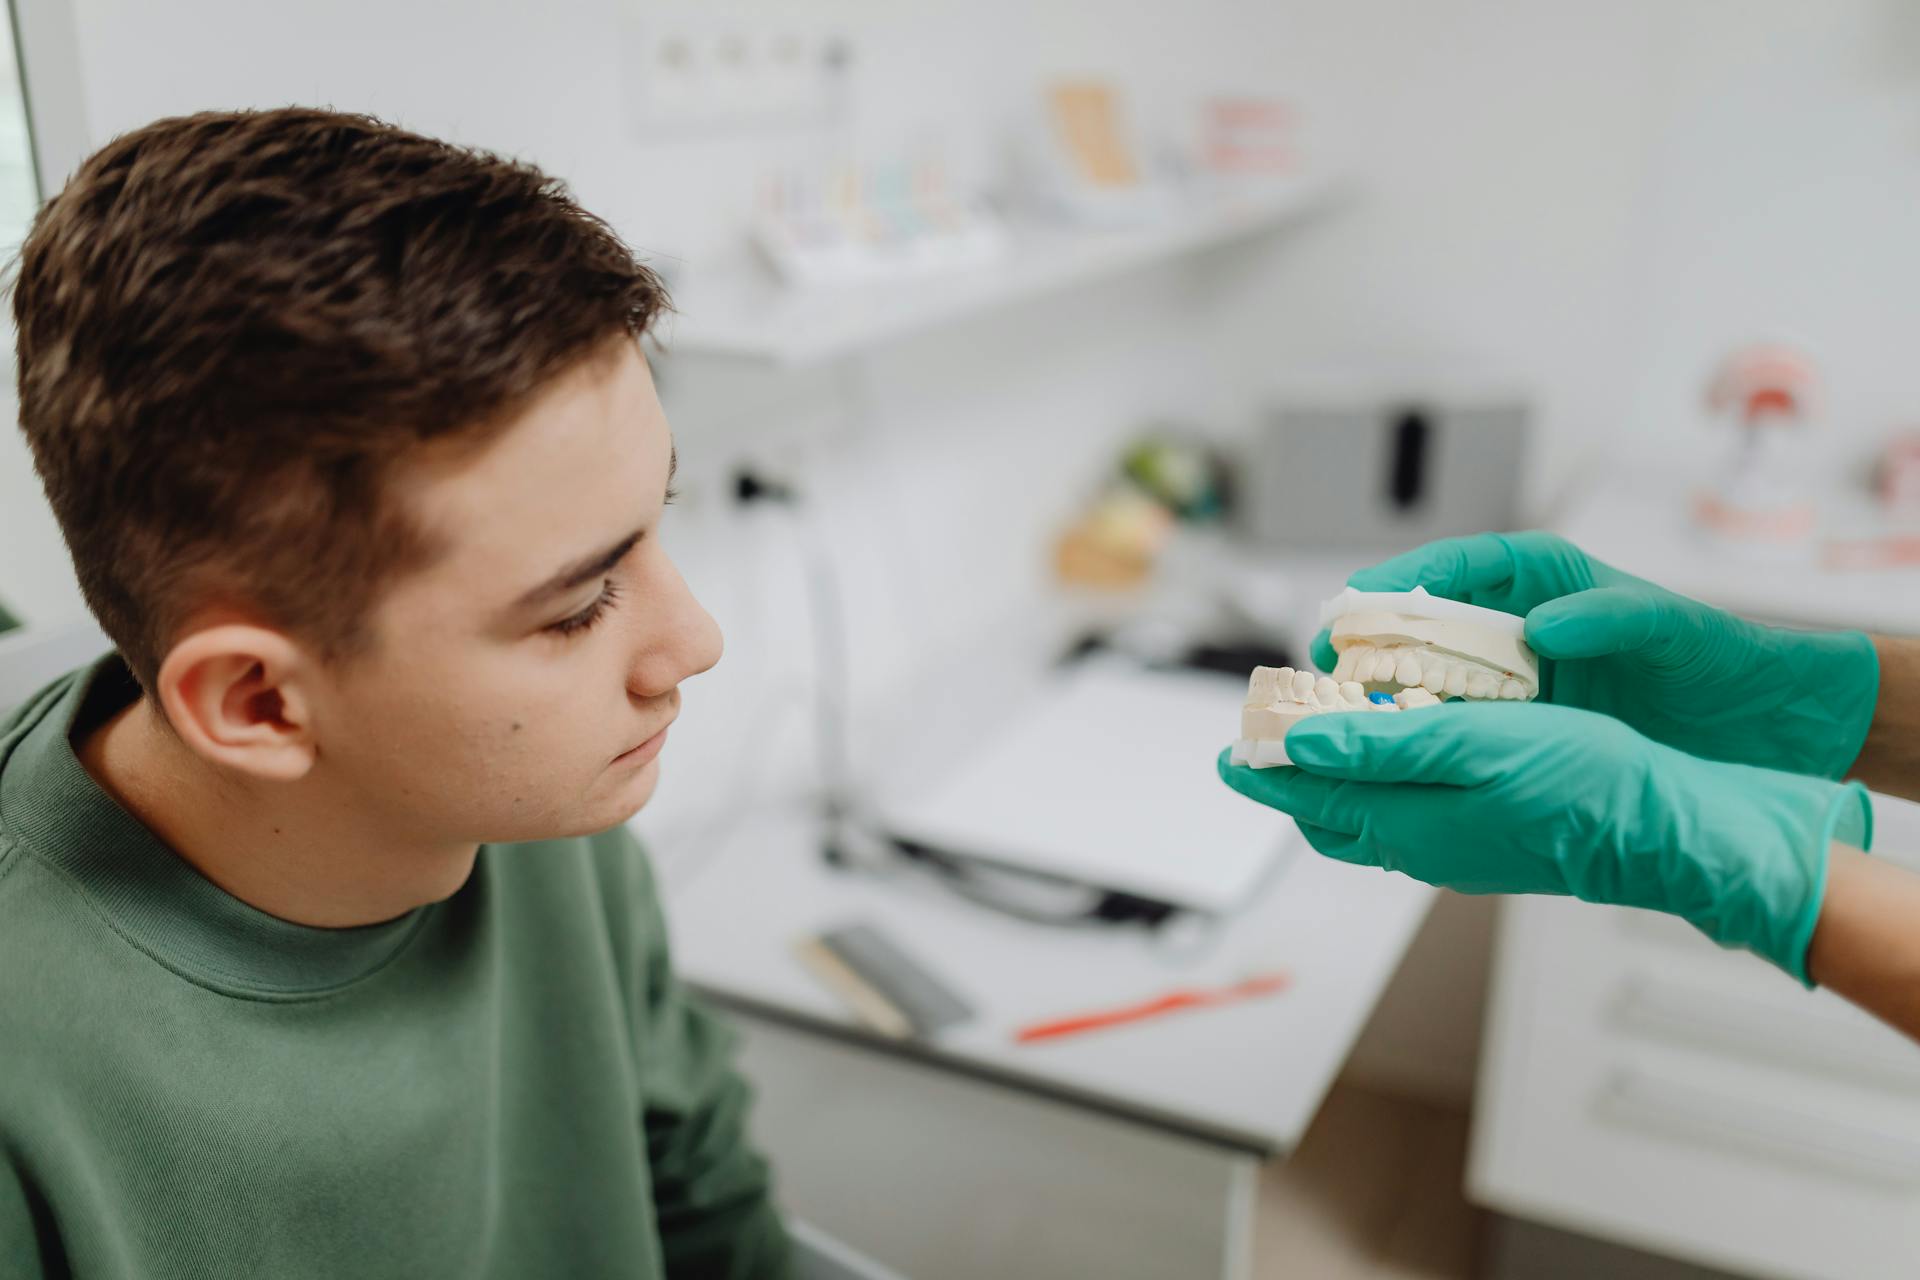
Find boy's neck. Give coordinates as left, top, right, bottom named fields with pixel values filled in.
left=75, top=695, right=480, bottom=929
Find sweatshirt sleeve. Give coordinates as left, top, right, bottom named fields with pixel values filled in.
left=628, top=844, right=794, bottom=1279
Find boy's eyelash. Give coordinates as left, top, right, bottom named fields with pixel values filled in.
left=544, top=491, right=672, bottom=639
left=549, top=579, right=622, bottom=638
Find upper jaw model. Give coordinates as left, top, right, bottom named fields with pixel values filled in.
left=1231, top=586, right=1539, bottom=769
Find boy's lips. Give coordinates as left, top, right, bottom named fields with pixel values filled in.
left=612, top=719, right=674, bottom=766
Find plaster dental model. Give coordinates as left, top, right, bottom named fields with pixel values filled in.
left=1230, top=586, right=1538, bottom=769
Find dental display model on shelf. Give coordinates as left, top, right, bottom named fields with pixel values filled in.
left=1230, top=586, right=1539, bottom=769
left=1694, top=343, right=1820, bottom=548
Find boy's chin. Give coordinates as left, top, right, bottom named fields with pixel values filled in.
left=623, top=757, right=662, bottom=801
left=602, top=756, right=664, bottom=822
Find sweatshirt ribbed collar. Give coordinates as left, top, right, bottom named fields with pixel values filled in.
left=0, top=653, right=430, bottom=998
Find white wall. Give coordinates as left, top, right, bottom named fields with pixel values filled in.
left=1620, top=2, right=1920, bottom=476
left=7, top=0, right=1918, bottom=1103
left=1215, top=2, right=1668, bottom=507
left=48, top=0, right=1915, bottom=528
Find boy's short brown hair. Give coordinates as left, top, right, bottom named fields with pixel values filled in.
left=12, top=107, right=669, bottom=697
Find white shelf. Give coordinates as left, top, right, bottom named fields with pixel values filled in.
left=659, top=175, right=1351, bottom=369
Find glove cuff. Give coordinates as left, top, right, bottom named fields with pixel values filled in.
left=1784, top=780, right=1873, bottom=988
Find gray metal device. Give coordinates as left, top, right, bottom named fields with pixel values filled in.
left=1242, top=393, right=1529, bottom=551
left=795, top=922, right=974, bottom=1040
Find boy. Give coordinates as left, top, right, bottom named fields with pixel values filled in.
left=0, top=108, right=791, bottom=1277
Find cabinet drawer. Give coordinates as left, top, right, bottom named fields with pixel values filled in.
left=1471, top=891, right=1920, bottom=1280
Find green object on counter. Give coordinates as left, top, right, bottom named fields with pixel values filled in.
left=1121, top=438, right=1223, bottom=521
left=1309, top=531, right=1879, bottom=780
left=1219, top=701, right=1872, bottom=985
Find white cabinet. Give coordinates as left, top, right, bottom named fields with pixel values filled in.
left=1469, top=793, right=1920, bottom=1278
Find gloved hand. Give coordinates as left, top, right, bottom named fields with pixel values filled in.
left=1218, top=702, right=1873, bottom=984
left=1308, top=531, right=1878, bottom=780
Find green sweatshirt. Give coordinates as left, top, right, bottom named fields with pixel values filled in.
left=0, top=655, right=792, bottom=1279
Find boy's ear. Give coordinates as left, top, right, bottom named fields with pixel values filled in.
left=155, top=624, right=320, bottom=782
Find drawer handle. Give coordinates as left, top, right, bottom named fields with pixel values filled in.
left=1596, top=1069, right=1920, bottom=1187
left=1611, top=975, right=1920, bottom=1097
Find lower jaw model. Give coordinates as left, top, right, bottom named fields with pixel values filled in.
left=1231, top=586, right=1540, bottom=769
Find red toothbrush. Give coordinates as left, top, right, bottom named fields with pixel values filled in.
left=1014, top=972, right=1291, bottom=1044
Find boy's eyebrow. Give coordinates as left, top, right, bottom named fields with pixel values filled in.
left=515, top=530, right=643, bottom=611
left=511, top=444, right=678, bottom=612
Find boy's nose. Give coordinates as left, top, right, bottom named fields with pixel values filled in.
left=680, top=598, right=724, bottom=681
left=628, top=562, right=722, bottom=698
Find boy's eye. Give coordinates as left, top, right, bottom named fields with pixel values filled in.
left=548, top=579, right=621, bottom=638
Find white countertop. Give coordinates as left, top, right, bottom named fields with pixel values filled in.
left=664, top=795, right=1432, bottom=1154
left=1556, top=470, right=1920, bottom=634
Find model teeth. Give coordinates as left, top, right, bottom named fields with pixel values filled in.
left=1237, top=588, right=1541, bottom=769
left=1316, top=640, right=1533, bottom=704
left=1236, top=664, right=1449, bottom=768
left=1235, top=641, right=1538, bottom=767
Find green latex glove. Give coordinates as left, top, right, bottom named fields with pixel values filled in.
left=1308, top=532, right=1879, bottom=780
left=1218, top=702, right=1873, bottom=984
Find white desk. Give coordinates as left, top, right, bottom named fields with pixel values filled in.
left=666, top=805, right=1431, bottom=1280
left=668, top=799, right=1433, bottom=1154
left=655, top=589, right=1435, bottom=1279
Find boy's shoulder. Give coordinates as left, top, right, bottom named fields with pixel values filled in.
left=0, top=661, right=88, bottom=892
left=0, top=825, right=143, bottom=1116
left=0, top=657, right=83, bottom=763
